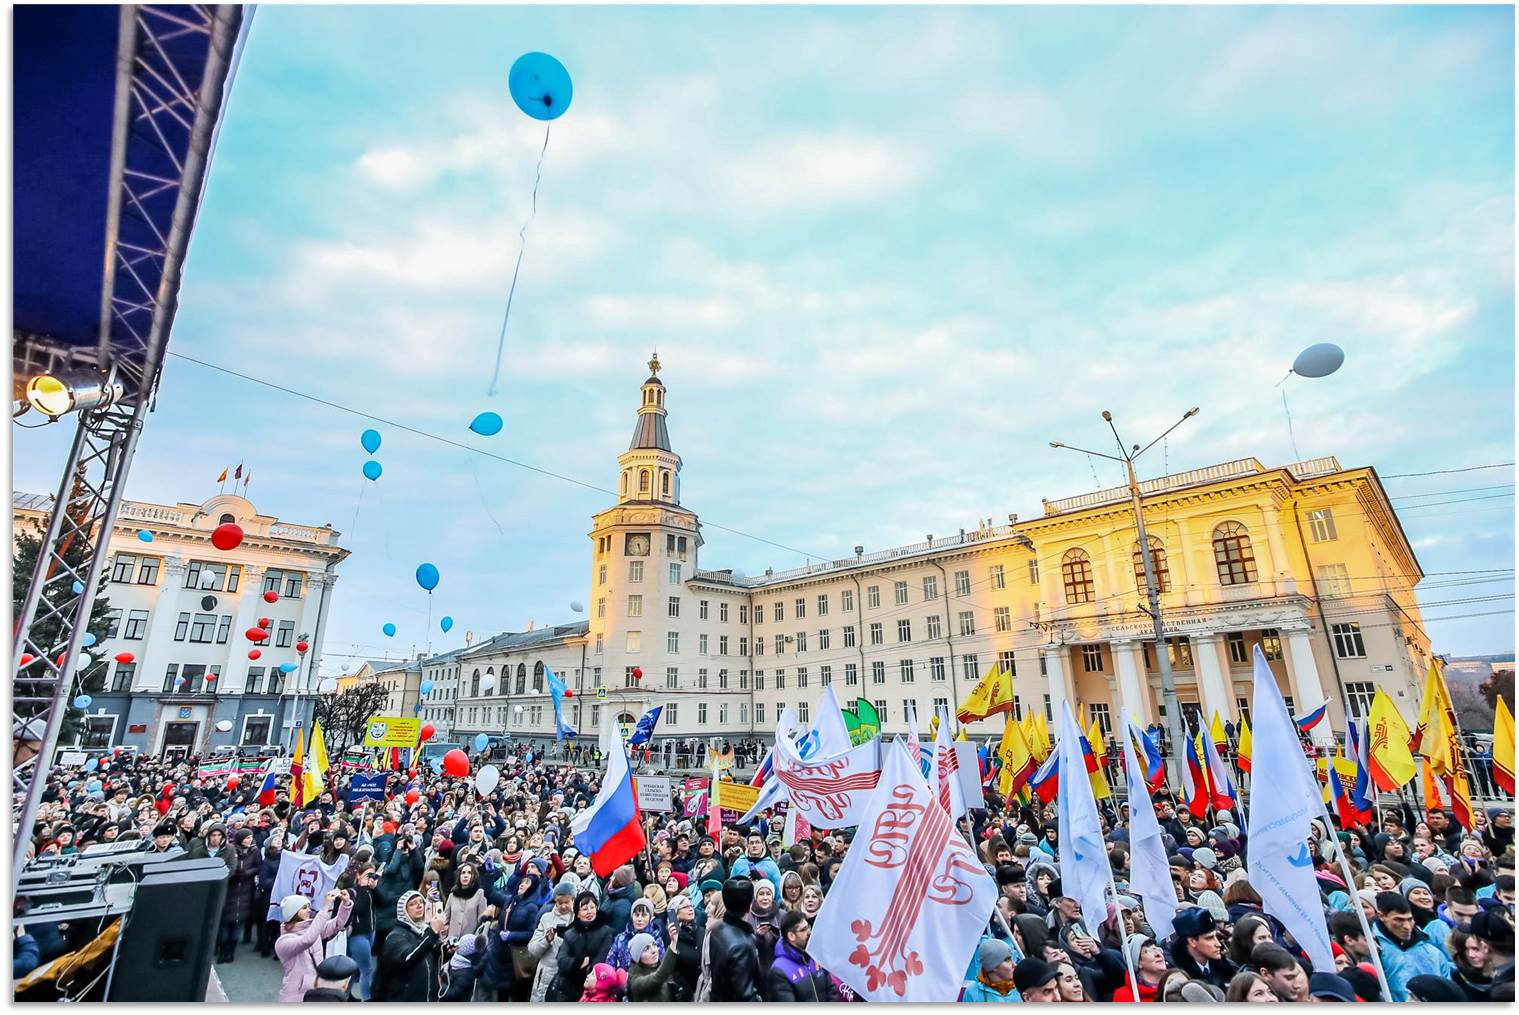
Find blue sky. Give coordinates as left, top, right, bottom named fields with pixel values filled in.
left=15, top=5, right=1515, bottom=669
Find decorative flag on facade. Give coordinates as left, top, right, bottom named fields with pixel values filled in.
left=216, top=467, right=228, bottom=484
left=626, top=704, right=661, bottom=748
left=1121, top=710, right=1177, bottom=941
left=1246, top=646, right=1334, bottom=972
left=1366, top=689, right=1416, bottom=791
left=569, top=733, right=646, bottom=876
left=1237, top=715, right=1254, bottom=773
left=956, top=663, right=1014, bottom=724
left=234, top=463, right=243, bottom=480
left=809, top=739, right=996, bottom=1002
left=1412, top=662, right=1474, bottom=828
left=1494, top=696, right=1515, bottom=796
left=1056, top=700, right=1115, bottom=935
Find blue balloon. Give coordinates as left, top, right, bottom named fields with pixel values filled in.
left=136, top=529, right=154, bottom=542
left=84, top=761, right=98, bottom=773
left=382, top=623, right=396, bottom=637
left=430, top=757, right=443, bottom=773
left=414, top=702, right=424, bottom=713
left=473, top=733, right=490, bottom=752
left=420, top=680, right=435, bottom=694
left=440, top=615, right=454, bottom=633
left=469, top=411, right=503, bottom=436
left=508, top=52, right=573, bottom=121
left=81, top=632, right=96, bottom=647
left=363, top=460, right=383, bottom=481
left=1292, top=342, right=1345, bottom=379
left=73, top=695, right=92, bottom=709
left=72, top=580, right=85, bottom=595
left=361, top=428, right=382, bottom=454
left=416, top=562, right=440, bottom=592
left=279, top=662, right=299, bottom=674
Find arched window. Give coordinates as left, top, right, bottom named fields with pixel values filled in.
left=218, top=513, right=235, bottom=525
left=533, top=661, right=545, bottom=693
left=661, top=472, right=670, bottom=497
left=1062, top=548, right=1095, bottom=604
left=1132, top=537, right=1171, bottom=593
left=515, top=663, right=527, bottom=695
left=485, top=667, right=495, bottom=695
left=1212, top=522, right=1258, bottom=586
left=639, top=470, right=650, bottom=495
left=620, top=472, right=628, bottom=497
left=470, top=668, right=480, bottom=697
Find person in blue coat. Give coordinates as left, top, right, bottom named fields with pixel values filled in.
left=484, top=873, right=545, bottom=1001
left=13, top=930, right=40, bottom=981
left=1372, top=891, right=1454, bottom=1001
left=960, top=938, right=1022, bottom=1002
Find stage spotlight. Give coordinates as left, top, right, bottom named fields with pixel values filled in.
left=24, top=370, right=123, bottom=420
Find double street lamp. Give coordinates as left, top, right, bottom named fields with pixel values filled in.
left=1049, top=407, right=1199, bottom=782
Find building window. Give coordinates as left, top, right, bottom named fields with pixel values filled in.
left=994, top=607, right=1011, bottom=633
left=112, top=662, right=135, bottom=691
left=111, top=553, right=137, bottom=583
left=1029, top=558, right=1040, bottom=584
left=597, top=598, right=607, bottom=619
left=666, top=703, right=679, bottom=725
left=894, top=581, right=908, bottom=606
left=739, top=604, right=749, bottom=623
left=795, top=631, right=807, bottom=652
left=755, top=702, right=765, bottom=725
left=841, top=588, right=854, bottom=612
left=874, top=699, right=889, bottom=723
left=796, top=701, right=809, bottom=724
left=773, top=602, right=784, bottom=622
left=719, top=601, right=728, bottom=622
left=923, top=575, right=938, bottom=600
left=962, top=654, right=980, bottom=682
left=283, top=572, right=302, bottom=597
left=699, top=634, right=709, bottom=654
left=699, top=599, right=709, bottom=620
left=1236, top=698, right=1250, bottom=725
left=867, top=586, right=880, bottom=609
left=775, top=668, right=785, bottom=689
left=698, top=668, right=709, bottom=689
left=817, top=594, right=828, bottom=616
left=990, top=565, right=1005, bottom=590
left=1081, top=644, right=1104, bottom=672
left=739, top=637, right=749, bottom=655
left=993, top=653, right=1013, bottom=679
left=817, top=629, right=830, bottom=650
left=1212, top=521, right=1258, bottom=586
left=1227, top=632, right=1248, bottom=664
left=276, top=620, right=294, bottom=648
left=774, top=634, right=784, bottom=654
left=627, top=594, right=643, bottom=618
left=629, top=560, right=644, bottom=583
left=900, top=659, right=914, bottom=683
left=698, top=703, right=708, bottom=725
left=1345, top=681, right=1376, bottom=718
left=188, top=613, right=217, bottom=643
left=162, top=663, right=179, bottom=692
left=754, top=605, right=763, bottom=626
left=843, top=625, right=856, bottom=648
left=820, top=665, right=831, bottom=686
left=668, top=631, right=680, bottom=653
left=897, top=619, right=912, bottom=642
left=668, top=595, right=681, bottom=618
left=930, top=657, right=946, bottom=682
left=103, top=608, right=123, bottom=639
left=793, top=597, right=806, bottom=618
left=172, top=612, right=190, bottom=641
left=215, top=615, right=232, bottom=644
left=958, top=611, right=975, bottom=636
left=1062, top=549, right=1095, bottom=604
left=595, top=633, right=604, bottom=654
left=1260, top=629, right=1283, bottom=661
left=755, top=670, right=765, bottom=690
left=954, top=571, right=971, bottom=597
left=1089, top=703, right=1112, bottom=737
left=79, top=716, right=114, bottom=749
left=626, top=631, right=641, bottom=653
left=1307, top=508, right=1338, bottom=542
left=926, top=614, right=942, bottom=640
left=137, top=557, right=160, bottom=585
left=718, top=702, right=728, bottom=724
left=871, top=661, right=886, bottom=684
left=1332, top=623, right=1366, bottom=658
left=599, top=564, right=607, bottom=586
left=869, top=623, right=883, bottom=646
left=719, top=668, right=729, bottom=689
left=845, top=663, right=858, bottom=686
left=1316, top=563, right=1351, bottom=597
left=1132, top=537, right=1171, bottom=593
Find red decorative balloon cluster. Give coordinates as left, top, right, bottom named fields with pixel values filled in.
left=211, top=522, right=244, bottom=551
left=263, top=590, right=279, bottom=604
left=563, top=689, right=574, bottom=699
left=114, top=652, right=134, bottom=665
left=419, top=724, right=436, bottom=742
left=245, top=627, right=268, bottom=642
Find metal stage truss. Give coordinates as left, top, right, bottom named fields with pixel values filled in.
left=12, top=5, right=248, bottom=890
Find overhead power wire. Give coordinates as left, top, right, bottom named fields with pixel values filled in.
left=1381, top=463, right=1514, bottom=479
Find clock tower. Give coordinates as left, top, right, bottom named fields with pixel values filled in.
left=586, top=355, right=702, bottom=715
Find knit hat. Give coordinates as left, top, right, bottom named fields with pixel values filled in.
left=630, top=898, right=655, bottom=920
left=1180, top=981, right=1224, bottom=1003
left=1192, top=847, right=1217, bottom=870
left=977, top=938, right=1013, bottom=973
left=1195, top=890, right=1228, bottom=924
left=1308, top=971, right=1356, bottom=1002
left=280, top=894, right=311, bottom=923
left=1215, top=809, right=1233, bottom=824
left=627, top=933, right=658, bottom=964
left=553, top=880, right=578, bottom=898
left=1122, top=934, right=1151, bottom=973
left=591, top=963, right=626, bottom=994
left=611, top=865, right=636, bottom=889
left=436, top=838, right=455, bottom=858
left=1012, top=958, right=1059, bottom=993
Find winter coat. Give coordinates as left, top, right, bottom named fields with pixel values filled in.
left=601, top=883, right=638, bottom=936
left=606, top=921, right=667, bottom=970
left=275, top=899, right=353, bottom=1003
left=1168, top=937, right=1236, bottom=992
left=627, top=944, right=679, bottom=1002
left=376, top=846, right=425, bottom=934
left=766, top=938, right=835, bottom=1002
left=668, top=920, right=701, bottom=1002
left=478, top=894, right=541, bottom=998
left=959, top=976, right=1023, bottom=1002
left=440, top=950, right=485, bottom=1001
left=257, top=847, right=283, bottom=907
left=527, top=904, right=575, bottom=1003
left=442, top=886, right=488, bottom=939
left=707, top=912, right=763, bottom=1002
left=13, top=934, right=40, bottom=980
left=1373, top=922, right=1455, bottom=1002
left=376, top=922, right=442, bottom=1002
left=221, top=843, right=261, bottom=925
left=552, top=913, right=615, bottom=1002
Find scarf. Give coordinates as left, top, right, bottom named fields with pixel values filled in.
left=396, top=890, right=428, bottom=934
left=976, top=970, right=1019, bottom=997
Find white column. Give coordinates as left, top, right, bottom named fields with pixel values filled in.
left=1260, top=508, right=1296, bottom=595
left=1043, top=647, right=1074, bottom=720
left=1283, top=625, right=1335, bottom=746
left=1191, top=633, right=1233, bottom=721
left=135, top=557, right=187, bottom=691
left=222, top=565, right=265, bottom=694
left=294, top=571, right=330, bottom=696
left=1111, top=639, right=1152, bottom=724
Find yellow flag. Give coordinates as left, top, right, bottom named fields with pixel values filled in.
left=955, top=728, right=969, bottom=742
left=304, top=721, right=329, bottom=800
left=956, top=664, right=1014, bottom=724
left=288, top=725, right=306, bottom=806
left=1413, top=662, right=1473, bottom=827
left=1493, top=696, right=1514, bottom=795
left=1209, top=712, right=1228, bottom=748
left=997, top=715, right=1037, bottom=797
left=216, top=467, right=228, bottom=483
left=1088, top=718, right=1108, bottom=765
left=1366, top=689, right=1416, bottom=792
left=1237, top=716, right=1253, bottom=773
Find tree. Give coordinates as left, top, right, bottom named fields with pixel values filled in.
left=12, top=505, right=114, bottom=745
left=313, top=682, right=390, bottom=757
left=1481, top=667, right=1515, bottom=713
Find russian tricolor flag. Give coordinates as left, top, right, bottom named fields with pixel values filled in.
left=1127, top=719, right=1166, bottom=791
left=751, top=747, right=774, bottom=789
left=1295, top=702, right=1328, bottom=732
left=1029, top=751, right=1060, bottom=804
left=255, top=762, right=278, bottom=806
left=569, top=739, right=646, bottom=877
left=1181, top=734, right=1210, bottom=819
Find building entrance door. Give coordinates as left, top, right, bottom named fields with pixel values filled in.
left=162, top=721, right=199, bottom=761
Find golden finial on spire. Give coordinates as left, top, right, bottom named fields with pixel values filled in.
left=647, top=351, right=661, bottom=377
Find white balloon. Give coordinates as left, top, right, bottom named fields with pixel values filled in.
left=214, top=719, right=234, bottom=733
left=569, top=601, right=584, bottom=613
left=318, top=677, right=338, bottom=694
left=77, top=653, right=92, bottom=669
left=1292, top=342, right=1344, bottom=378
left=475, top=764, right=501, bottom=796
left=480, top=674, right=497, bottom=692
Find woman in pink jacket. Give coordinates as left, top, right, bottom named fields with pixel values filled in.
left=275, top=889, right=353, bottom=1002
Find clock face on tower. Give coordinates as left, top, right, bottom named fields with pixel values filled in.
left=625, top=533, right=651, bottom=557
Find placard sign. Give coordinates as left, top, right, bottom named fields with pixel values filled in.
left=633, top=775, right=672, bottom=812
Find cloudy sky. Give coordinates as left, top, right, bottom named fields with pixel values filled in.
left=15, top=5, right=1515, bottom=668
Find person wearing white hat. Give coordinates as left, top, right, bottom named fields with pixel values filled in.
left=276, top=889, right=352, bottom=1003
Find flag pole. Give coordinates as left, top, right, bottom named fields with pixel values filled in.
left=1107, top=875, right=1143, bottom=1003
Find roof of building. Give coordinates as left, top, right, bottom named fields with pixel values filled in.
left=629, top=411, right=671, bottom=452
left=12, top=492, right=53, bottom=512
left=463, top=622, right=589, bottom=658
left=420, top=646, right=471, bottom=665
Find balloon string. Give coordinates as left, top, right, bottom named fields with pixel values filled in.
left=1282, top=387, right=1303, bottom=460
left=486, top=124, right=552, bottom=397
left=470, top=455, right=507, bottom=537
left=350, top=482, right=366, bottom=542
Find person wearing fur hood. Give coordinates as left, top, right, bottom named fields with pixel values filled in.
left=376, top=889, right=447, bottom=1001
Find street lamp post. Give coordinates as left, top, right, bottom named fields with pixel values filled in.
left=1050, top=407, right=1199, bottom=782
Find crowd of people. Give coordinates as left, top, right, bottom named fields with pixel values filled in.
left=13, top=742, right=1516, bottom=1003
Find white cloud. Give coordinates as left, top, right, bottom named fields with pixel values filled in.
left=715, top=132, right=930, bottom=214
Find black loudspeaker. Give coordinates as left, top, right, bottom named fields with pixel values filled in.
left=107, top=857, right=228, bottom=1001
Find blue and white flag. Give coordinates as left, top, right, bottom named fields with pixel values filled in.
left=627, top=705, right=663, bottom=747
left=1056, top=699, right=1113, bottom=933
left=1247, top=646, right=1334, bottom=971
left=1121, top=710, right=1177, bottom=941
left=545, top=665, right=577, bottom=742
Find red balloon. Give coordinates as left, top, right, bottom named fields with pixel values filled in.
left=248, top=649, right=262, bottom=660
left=226, top=776, right=241, bottom=790
left=263, top=590, right=279, bottom=604
left=245, top=627, right=268, bottom=642
left=18, top=654, right=33, bottom=667
left=404, top=788, right=420, bottom=806
left=114, top=652, right=135, bottom=665
left=295, top=641, right=309, bottom=654
left=419, top=724, right=436, bottom=742
left=632, top=667, right=643, bottom=680
left=257, top=617, right=271, bottom=629
left=211, top=522, right=244, bottom=551
left=563, top=689, right=574, bottom=698
left=442, top=749, right=470, bottom=777
left=112, top=747, right=123, bottom=756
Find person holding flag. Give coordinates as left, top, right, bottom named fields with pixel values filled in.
left=1119, top=712, right=1177, bottom=943
left=569, top=709, right=647, bottom=877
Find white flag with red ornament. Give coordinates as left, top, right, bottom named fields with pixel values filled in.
left=769, top=722, right=883, bottom=829
left=810, top=738, right=996, bottom=1002
left=933, top=705, right=970, bottom=820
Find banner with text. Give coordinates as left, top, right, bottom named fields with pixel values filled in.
left=362, top=716, right=421, bottom=748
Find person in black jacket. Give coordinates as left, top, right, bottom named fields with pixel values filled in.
left=551, top=892, right=615, bottom=1002
left=765, top=910, right=834, bottom=1002
left=1168, top=907, right=1237, bottom=992
left=709, top=878, right=763, bottom=1002
left=666, top=895, right=702, bottom=1001
left=343, top=864, right=379, bottom=1000
left=376, top=890, right=447, bottom=1002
